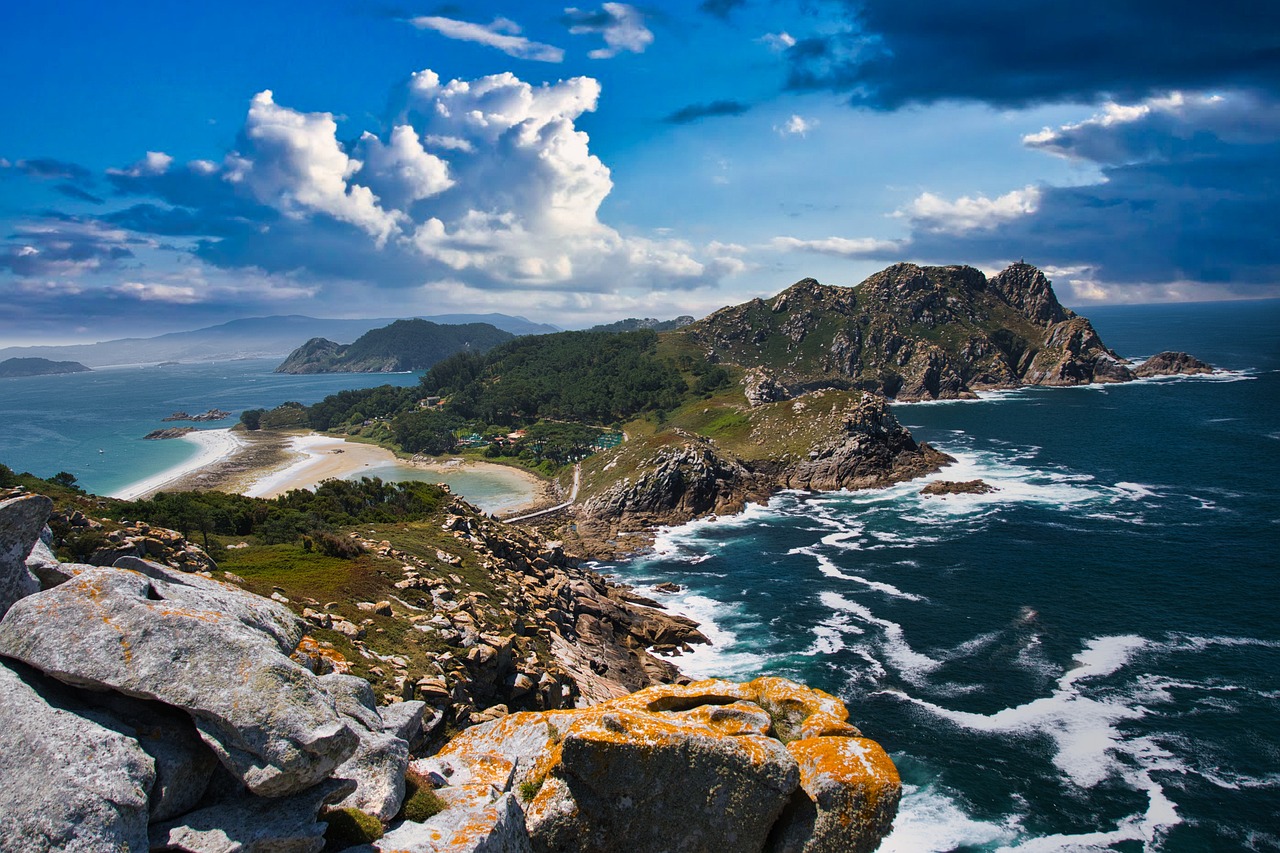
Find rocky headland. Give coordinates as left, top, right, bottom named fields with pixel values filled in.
left=0, top=356, right=91, bottom=377
left=163, top=409, right=232, bottom=422
left=0, top=486, right=902, bottom=852
left=276, top=319, right=513, bottom=374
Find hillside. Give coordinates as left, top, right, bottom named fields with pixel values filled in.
left=680, top=262, right=1133, bottom=401
left=0, top=357, right=90, bottom=377
left=275, top=319, right=515, bottom=374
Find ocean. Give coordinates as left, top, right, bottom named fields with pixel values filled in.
left=606, top=299, right=1280, bottom=851
left=0, top=360, right=420, bottom=496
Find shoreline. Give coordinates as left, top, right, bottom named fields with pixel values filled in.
left=109, top=428, right=245, bottom=501
left=112, top=429, right=552, bottom=516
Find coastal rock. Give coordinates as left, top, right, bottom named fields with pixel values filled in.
left=374, top=789, right=531, bottom=853
left=87, top=523, right=217, bottom=573
left=148, top=777, right=356, bottom=853
left=920, top=479, right=996, bottom=497
left=420, top=678, right=899, bottom=853
left=0, top=659, right=154, bottom=853
left=145, top=427, right=197, bottom=440
left=778, top=393, right=952, bottom=491
left=1135, top=351, right=1215, bottom=377
left=0, top=560, right=357, bottom=797
left=1025, top=317, right=1135, bottom=386
left=0, top=493, right=51, bottom=617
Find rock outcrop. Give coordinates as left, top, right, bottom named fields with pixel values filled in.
left=0, top=493, right=49, bottom=617
left=395, top=677, right=900, bottom=853
left=1135, top=351, right=1215, bottom=377
left=920, top=479, right=997, bottom=497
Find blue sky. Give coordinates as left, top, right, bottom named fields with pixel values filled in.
left=2, top=0, right=1277, bottom=343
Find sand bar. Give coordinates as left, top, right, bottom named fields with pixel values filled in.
left=111, top=429, right=245, bottom=501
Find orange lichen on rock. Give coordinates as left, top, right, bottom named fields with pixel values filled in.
left=783, top=736, right=903, bottom=853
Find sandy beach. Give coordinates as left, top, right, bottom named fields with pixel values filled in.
left=110, top=429, right=245, bottom=501
left=243, top=435, right=407, bottom=498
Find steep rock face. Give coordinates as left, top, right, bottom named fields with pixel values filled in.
left=1135, top=351, right=1215, bottom=377
left=680, top=261, right=1172, bottom=401
left=777, top=393, right=951, bottom=491
left=400, top=677, right=900, bottom=853
left=0, top=493, right=50, bottom=617
left=581, top=437, right=761, bottom=528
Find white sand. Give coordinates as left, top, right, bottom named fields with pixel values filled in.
left=110, top=428, right=245, bottom=501
left=243, top=435, right=401, bottom=498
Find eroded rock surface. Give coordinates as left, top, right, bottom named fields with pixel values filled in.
left=1135, top=351, right=1215, bottom=377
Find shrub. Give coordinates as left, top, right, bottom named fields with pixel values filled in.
left=321, top=807, right=383, bottom=850
left=399, top=769, right=447, bottom=822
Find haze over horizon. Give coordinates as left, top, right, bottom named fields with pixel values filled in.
left=3, top=0, right=1277, bottom=345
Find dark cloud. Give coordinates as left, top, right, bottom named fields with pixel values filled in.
left=0, top=219, right=134, bottom=277
left=54, top=184, right=104, bottom=204
left=786, top=0, right=1280, bottom=109
left=889, top=93, right=1280, bottom=291
left=699, top=0, right=747, bottom=19
left=562, top=8, right=617, bottom=29
left=664, top=99, right=751, bottom=124
left=7, top=157, right=95, bottom=184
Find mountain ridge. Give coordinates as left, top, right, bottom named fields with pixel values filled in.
left=275, top=319, right=515, bottom=374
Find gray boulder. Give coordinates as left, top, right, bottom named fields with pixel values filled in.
left=0, top=659, right=154, bottom=853
left=0, top=561, right=356, bottom=797
left=149, top=777, right=356, bottom=853
left=319, top=673, right=411, bottom=822
left=0, top=493, right=50, bottom=617
left=375, top=790, right=531, bottom=853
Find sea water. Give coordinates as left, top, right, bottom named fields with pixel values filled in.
left=607, top=300, right=1280, bottom=850
left=0, top=359, right=420, bottom=496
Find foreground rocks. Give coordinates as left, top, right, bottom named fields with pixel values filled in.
left=396, top=677, right=900, bottom=853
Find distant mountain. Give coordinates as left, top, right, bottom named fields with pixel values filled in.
left=589, top=316, right=695, bottom=333
left=0, top=357, right=91, bottom=378
left=0, top=313, right=558, bottom=368
left=275, top=319, right=514, bottom=374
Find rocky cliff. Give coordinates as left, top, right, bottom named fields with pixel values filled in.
left=0, top=490, right=900, bottom=853
left=680, top=262, right=1205, bottom=401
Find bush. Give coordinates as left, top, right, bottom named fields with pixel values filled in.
left=310, top=530, right=365, bottom=559
left=399, top=769, right=447, bottom=822
left=321, top=807, right=383, bottom=850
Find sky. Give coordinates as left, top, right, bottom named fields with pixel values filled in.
left=2, top=0, right=1277, bottom=344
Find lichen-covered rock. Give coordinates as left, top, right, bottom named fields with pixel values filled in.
left=374, top=790, right=531, bottom=853
left=0, top=659, right=154, bottom=853
left=148, top=777, right=356, bottom=853
left=0, top=493, right=51, bottom=617
left=1135, top=351, right=1214, bottom=377
left=0, top=561, right=356, bottom=797
left=419, top=678, right=900, bottom=853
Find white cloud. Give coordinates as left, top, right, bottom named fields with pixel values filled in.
left=110, top=282, right=202, bottom=303
left=776, top=114, right=817, bottom=137
left=224, top=90, right=400, bottom=244
left=566, top=3, right=654, bottom=59
left=407, top=15, right=564, bottom=63
left=1024, top=90, right=1280, bottom=165
left=355, top=125, right=453, bottom=209
left=107, top=151, right=174, bottom=178
left=770, top=235, right=902, bottom=257
left=897, top=186, right=1041, bottom=235
left=761, top=32, right=796, bottom=51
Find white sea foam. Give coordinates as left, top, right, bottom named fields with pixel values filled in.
left=821, top=591, right=942, bottom=683
left=110, top=428, right=244, bottom=500
left=647, top=592, right=776, bottom=681
left=879, top=783, right=1020, bottom=852
left=804, top=551, right=926, bottom=601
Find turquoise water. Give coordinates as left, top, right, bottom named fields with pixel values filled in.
left=0, top=360, right=420, bottom=496
left=608, top=300, right=1280, bottom=851
left=355, top=463, right=540, bottom=514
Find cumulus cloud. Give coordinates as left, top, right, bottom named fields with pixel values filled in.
left=760, top=32, right=796, bottom=51
left=407, top=15, right=564, bottom=63
left=564, top=3, right=653, bottom=59
left=665, top=100, right=751, bottom=124
left=896, top=186, right=1041, bottom=235
left=784, top=0, right=1280, bottom=109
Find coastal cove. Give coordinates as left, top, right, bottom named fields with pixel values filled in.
left=605, top=299, right=1280, bottom=850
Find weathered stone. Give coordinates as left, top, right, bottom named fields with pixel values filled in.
left=1135, top=351, right=1215, bottom=377
left=767, top=737, right=902, bottom=853
left=0, top=659, right=154, bottom=853
left=148, top=777, right=355, bottom=853
left=320, top=673, right=411, bottom=822
left=375, top=790, right=532, bottom=853
left=0, top=562, right=356, bottom=797
left=0, top=493, right=50, bottom=617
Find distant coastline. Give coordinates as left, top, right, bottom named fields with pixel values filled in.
left=0, top=356, right=91, bottom=377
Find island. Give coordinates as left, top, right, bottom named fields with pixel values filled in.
left=0, top=357, right=91, bottom=377
left=275, top=318, right=513, bottom=374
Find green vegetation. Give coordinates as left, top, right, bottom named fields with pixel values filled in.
left=518, top=777, right=545, bottom=801
left=277, top=318, right=514, bottom=374
left=322, top=808, right=383, bottom=850
left=400, top=770, right=448, bottom=822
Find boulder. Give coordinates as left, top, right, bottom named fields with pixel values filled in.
left=319, top=674, right=411, bottom=822
left=0, top=659, right=154, bottom=853
left=374, top=790, right=531, bottom=853
left=149, top=777, right=356, bottom=853
left=420, top=678, right=900, bottom=853
left=0, top=561, right=356, bottom=797
left=0, top=493, right=51, bottom=617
